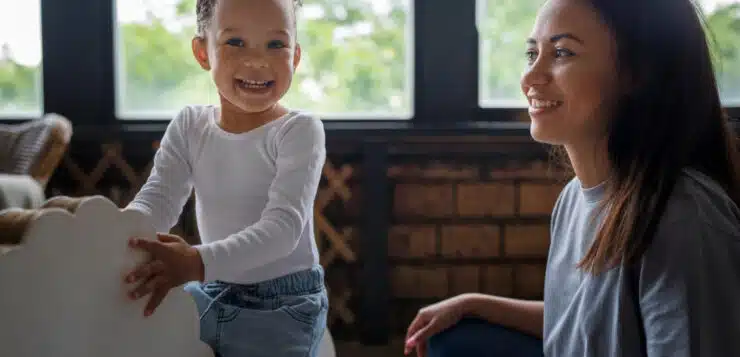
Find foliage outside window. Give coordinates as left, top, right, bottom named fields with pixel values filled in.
left=0, top=0, right=42, bottom=117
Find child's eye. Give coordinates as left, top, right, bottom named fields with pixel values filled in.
left=267, top=40, right=286, bottom=49
left=225, top=38, right=244, bottom=47
left=525, top=49, right=538, bottom=64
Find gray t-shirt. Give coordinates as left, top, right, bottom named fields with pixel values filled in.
left=544, top=169, right=740, bottom=357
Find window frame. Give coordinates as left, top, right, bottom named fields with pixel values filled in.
left=1, top=0, right=738, bottom=136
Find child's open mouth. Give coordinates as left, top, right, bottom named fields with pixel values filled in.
left=236, top=79, right=275, bottom=92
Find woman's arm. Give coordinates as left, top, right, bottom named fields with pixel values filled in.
left=465, top=293, right=544, bottom=338
left=636, top=199, right=740, bottom=357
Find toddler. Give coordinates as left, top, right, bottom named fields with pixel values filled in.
left=122, top=0, right=328, bottom=356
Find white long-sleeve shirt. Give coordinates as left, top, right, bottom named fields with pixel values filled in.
left=126, top=105, right=325, bottom=284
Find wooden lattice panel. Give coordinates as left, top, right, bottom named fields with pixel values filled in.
left=314, top=160, right=357, bottom=326
left=59, top=143, right=153, bottom=206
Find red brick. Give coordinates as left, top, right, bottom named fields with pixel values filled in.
left=394, top=184, right=455, bottom=217
left=514, top=264, right=546, bottom=299
left=481, top=265, right=515, bottom=296
left=504, top=224, right=551, bottom=257
left=519, top=183, right=564, bottom=215
left=388, top=225, right=437, bottom=258
left=449, top=266, right=481, bottom=294
left=388, top=162, right=479, bottom=180
left=440, top=225, right=500, bottom=258
left=391, top=266, right=448, bottom=298
left=490, top=160, right=570, bottom=180
left=457, top=183, right=516, bottom=216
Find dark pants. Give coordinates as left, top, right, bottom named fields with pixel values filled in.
left=427, top=318, right=544, bottom=357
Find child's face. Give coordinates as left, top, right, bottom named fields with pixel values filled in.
left=193, top=0, right=300, bottom=114
left=520, top=0, right=618, bottom=147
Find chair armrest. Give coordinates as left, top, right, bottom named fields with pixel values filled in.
left=29, top=113, right=73, bottom=188
left=0, top=174, right=46, bottom=212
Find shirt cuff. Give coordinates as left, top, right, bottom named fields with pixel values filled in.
left=193, top=243, right=218, bottom=283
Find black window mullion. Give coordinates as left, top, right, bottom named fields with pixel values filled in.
left=414, top=0, right=478, bottom=124
left=41, top=0, right=115, bottom=129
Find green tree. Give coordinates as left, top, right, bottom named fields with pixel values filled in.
left=0, top=44, right=41, bottom=114
left=705, top=4, right=740, bottom=100
left=479, top=0, right=542, bottom=105
left=118, top=17, right=205, bottom=113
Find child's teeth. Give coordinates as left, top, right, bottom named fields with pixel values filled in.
left=239, top=79, right=270, bottom=89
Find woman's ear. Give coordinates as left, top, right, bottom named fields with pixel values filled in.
left=192, top=37, right=211, bottom=71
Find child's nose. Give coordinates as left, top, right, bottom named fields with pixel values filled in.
left=244, top=60, right=268, bottom=69
left=242, top=55, right=268, bottom=69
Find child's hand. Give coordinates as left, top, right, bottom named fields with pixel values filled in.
left=124, top=233, right=204, bottom=316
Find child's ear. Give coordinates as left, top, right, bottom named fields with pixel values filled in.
left=293, top=43, right=302, bottom=70
left=192, top=37, right=210, bottom=70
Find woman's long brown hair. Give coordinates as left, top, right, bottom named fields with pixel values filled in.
left=573, top=0, right=740, bottom=274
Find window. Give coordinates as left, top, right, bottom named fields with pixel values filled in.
left=477, top=0, right=740, bottom=107
left=705, top=0, right=740, bottom=105
left=115, top=0, right=413, bottom=119
left=476, top=0, right=541, bottom=108
left=0, top=0, right=43, bottom=117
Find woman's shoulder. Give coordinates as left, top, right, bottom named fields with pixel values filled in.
left=661, top=168, right=740, bottom=237
left=643, top=168, right=740, bottom=270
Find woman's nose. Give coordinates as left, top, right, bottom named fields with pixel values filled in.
left=521, top=61, right=550, bottom=88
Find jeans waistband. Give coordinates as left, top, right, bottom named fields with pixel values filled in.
left=205, top=265, right=325, bottom=298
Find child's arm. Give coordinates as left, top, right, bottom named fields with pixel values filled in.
left=126, top=109, right=194, bottom=234
left=194, top=116, right=326, bottom=283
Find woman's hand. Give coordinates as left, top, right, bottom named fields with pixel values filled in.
left=404, top=294, right=473, bottom=357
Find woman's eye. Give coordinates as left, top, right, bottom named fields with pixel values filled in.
left=226, top=38, right=244, bottom=47
left=267, top=40, right=286, bottom=49
left=525, top=49, right=538, bottom=63
left=555, top=48, right=575, bottom=58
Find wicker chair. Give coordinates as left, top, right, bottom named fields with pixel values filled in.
left=0, top=113, right=73, bottom=211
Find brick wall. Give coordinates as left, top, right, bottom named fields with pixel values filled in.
left=386, top=159, right=569, bottom=333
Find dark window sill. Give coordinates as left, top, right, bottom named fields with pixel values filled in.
left=2, top=106, right=738, bottom=144
left=62, top=120, right=533, bottom=142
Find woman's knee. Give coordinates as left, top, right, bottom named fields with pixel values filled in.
left=427, top=318, right=543, bottom=357
left=427, top=318, right=494, bottom=356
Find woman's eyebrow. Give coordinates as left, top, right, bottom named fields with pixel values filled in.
left=527, top=32, right=584, bottom=45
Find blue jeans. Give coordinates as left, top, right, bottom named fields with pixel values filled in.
left=184, top=265, right=328, bottom=357
left=428, top=318, right=544, bottom=357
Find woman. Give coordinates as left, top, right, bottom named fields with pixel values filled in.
left=404, top=0, right=740, bottom=356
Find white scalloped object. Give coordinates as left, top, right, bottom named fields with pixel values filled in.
left=0, top=196, right=214, bottom=357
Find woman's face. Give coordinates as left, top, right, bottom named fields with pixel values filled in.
left=521, top=0, right=619, bottom=147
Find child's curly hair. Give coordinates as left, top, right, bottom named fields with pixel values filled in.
left=196, top=0, right=303, bottom=37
